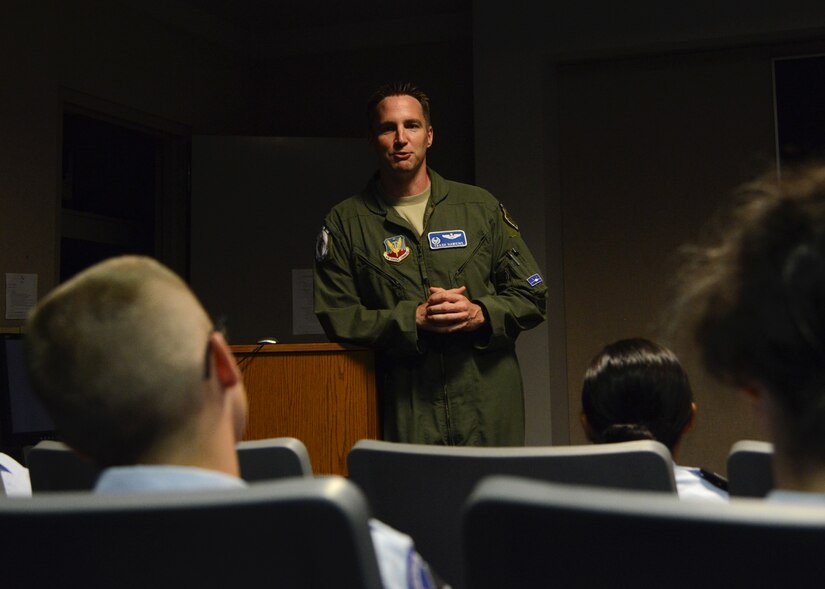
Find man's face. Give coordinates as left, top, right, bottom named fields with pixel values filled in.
left=370, top=94, right=433, bottom=178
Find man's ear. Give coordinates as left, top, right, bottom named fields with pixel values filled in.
left=209, top=331, right=240, bottom=389
left=426, top=125, right=434, bottom=148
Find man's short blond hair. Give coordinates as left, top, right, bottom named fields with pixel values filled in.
left=25, top=256, right=212, bottom=467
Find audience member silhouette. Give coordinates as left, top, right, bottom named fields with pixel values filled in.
left=675, top=162, right=825, bottom=503
left=581, top=338, right=727, bottom=501
left=25, top=255, right=443, bottom=589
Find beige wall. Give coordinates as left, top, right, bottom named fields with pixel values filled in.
left=557, top=47, right=776, bottom=470
left=0, top=1, right=475, bottom=334
left=474, top=3, right=825, bottom=471
left=0, top=1, right=261, bottom=330
left=0, top=4, right=61, bottom=329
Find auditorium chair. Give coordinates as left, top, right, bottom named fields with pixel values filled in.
left=727, top=439, right=775, bottom=498
left=463, top=474, right=825, bottom=588
left=347, top=438, right=675, bottom=588
left=26, top=437, right=312, bottom=492
left=0, top=476, right=382, bottom=588
left=236, top=437, right=313, bottom=481
left=25, top=439, right=100, bottom=492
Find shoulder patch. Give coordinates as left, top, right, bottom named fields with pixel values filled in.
left=500, top=203, right=520, bottom=233
left=527, top=273, right=543, bottom=287
left=315, top=226, right=331, bottom=262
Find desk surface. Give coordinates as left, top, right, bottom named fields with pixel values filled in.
left=232, top=342, right=362, bottom=354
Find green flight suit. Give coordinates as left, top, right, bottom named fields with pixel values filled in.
left=314, top=169, right=547, bottom=446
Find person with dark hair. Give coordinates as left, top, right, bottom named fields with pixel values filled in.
left=365, top=82, right=432, bottom=130
left=581, top=338, right=728, bottom=501
left=314, top=82, right=547, bottom=446
left=675, top=162, right=825, bottom=503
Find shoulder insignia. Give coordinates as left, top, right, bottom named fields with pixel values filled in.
left=500, top=203, right=520, bottom=232
left=315, top=226, right=331, bottom=262
left=527, top=273, right=543, bottom=287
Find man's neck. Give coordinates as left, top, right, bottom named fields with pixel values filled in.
left=139, top=425, right=241, bottom=479
left=379, top=167, right=430, bottom=199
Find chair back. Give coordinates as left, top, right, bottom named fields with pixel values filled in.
left=727, top=439, right=775, bottom=498
left=26, top=440, right=100, bottom=492
left=347, top=439, right=675, bottom=588
left=27, top=438, right=314, bottom=492
left=236, top=437, right=313, bottom=481
left=464, top=475, right=825, bottom=589
left=1, top=476, right=383, bottom=589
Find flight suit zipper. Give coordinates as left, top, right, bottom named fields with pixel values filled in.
left=439, top=351, right=453, bottom=444
left=420, top=202, right=452, bottom=442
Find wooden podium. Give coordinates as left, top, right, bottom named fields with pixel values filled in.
left=231, top=343, right=378, bottom=476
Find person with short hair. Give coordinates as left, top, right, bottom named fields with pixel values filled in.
left=314, top=82, right=547, bottom=446
left=26, top=256, right=245, bottom=480
left=674, top=162, right=825, bottom=503
left=581, top=338, right=728, bottom=501
left=25, top=255, right=443, bottom=589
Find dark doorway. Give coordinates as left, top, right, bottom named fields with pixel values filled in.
left=60, top=109, right=190, bottom=281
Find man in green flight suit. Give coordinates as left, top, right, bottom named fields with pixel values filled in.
left=314, top=82, right=547, bottom=446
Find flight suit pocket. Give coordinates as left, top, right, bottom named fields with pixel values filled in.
left=493, top=247, right=530, bottom=290
left=354, top=253, right=406, bottom=308
left=453, top=232, right=492, bottom=289
left=494, top=260, right=511, bottom=289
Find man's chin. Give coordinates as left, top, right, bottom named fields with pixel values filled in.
left=388, top=161, right=420, bottom=175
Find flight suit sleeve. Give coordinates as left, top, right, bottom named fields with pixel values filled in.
left=472, top=203, right=548, bottom=351
left=313, top=216, right=422, bottom=357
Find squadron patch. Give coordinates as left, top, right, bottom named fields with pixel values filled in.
left=527, top=273, right=543, bottom=287
left=428, top=230, right=467, bottom=250
left=383, top=235, right=410, bottom=263
left=315, top=226, right=331, bottom=262
left=500, top=203, right=520, bottom=232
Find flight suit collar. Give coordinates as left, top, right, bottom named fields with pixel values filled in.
left=363, top=167, right=450, bottom=216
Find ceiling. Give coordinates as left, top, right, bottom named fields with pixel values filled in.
left=176, top=0, right=471, bottom=34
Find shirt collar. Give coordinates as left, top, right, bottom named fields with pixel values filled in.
left=95, top=465, right=247, bottom=493
left=364, top=167, right=449, bottom=214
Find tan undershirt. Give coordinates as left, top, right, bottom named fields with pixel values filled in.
left=381, top=185, right=431, bottom=236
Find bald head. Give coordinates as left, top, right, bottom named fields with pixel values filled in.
left=26, top=256, right=214, bottom=467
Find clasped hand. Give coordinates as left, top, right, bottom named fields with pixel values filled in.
left=416, top=286, right=485, bottom=333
